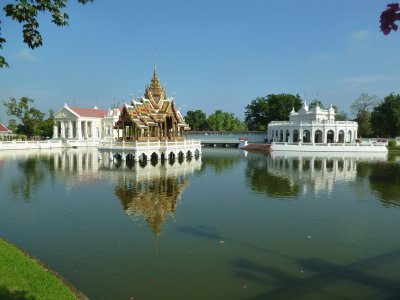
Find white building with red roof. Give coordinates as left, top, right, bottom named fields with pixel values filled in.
left=54, top=104, right=120, bottom=143
left=0, top=123, right=12, bottom=138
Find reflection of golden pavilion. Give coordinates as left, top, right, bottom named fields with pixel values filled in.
left=112, top=158, right=202, bottom=236
left=115, top=176, right=185, bottom=236
left=268, top=152, right=387, bottom=195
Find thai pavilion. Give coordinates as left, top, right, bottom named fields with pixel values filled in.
left=268, top=102, right=358, bottom=144
left=114, top=66, right=190, bottom=141
left=98, top=67, right=202, bottom=161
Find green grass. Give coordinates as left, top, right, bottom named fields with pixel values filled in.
left=388, top=144, right=400, bottom=155
left=0, top=238, right=83, bottom=300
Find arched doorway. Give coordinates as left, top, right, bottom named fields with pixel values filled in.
left=338, top=130, right=345, bottom=143
left=293, top=130, right=299, bottom=143
left=327, top=130, right=334, bottom=143
left=303, top=130, right=311, bottom=143
left=314, top=130, right=323, bottom=143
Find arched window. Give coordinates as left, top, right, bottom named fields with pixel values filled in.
left=327, top=130, right=334, bottom=143
left=303, top=130, right=311, bottom=143
left=314, top=130, right=323, bottom=143
left=338, top=130, right=345, bottom=143
left=293, top=130, right=299, bottom=143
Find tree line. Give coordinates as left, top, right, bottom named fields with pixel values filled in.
left=183, top=109, right=246, bottom=131
left=2, top=92, right=400, bottom=139
left=2, top=97, right=54, bottom=140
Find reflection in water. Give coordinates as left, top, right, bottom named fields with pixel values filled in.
left=1, top=150, right=58, bottom=201
left=200, top=148, right=245, bottom=173
left=107, top=159, right=202, bottom=236
left=115, top=175, right=185, bottom=236
left=247, top=151, right=389, bottom=198
left=357, top=162, right=400, bottom=206
left=246, top=155, right=299, bottom=198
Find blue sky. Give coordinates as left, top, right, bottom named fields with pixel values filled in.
left=1, top=0, right=400, bottom=123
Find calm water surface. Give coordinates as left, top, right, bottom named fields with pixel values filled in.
left=0, top=148, right=400, bottom=300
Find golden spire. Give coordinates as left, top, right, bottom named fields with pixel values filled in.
left=145, top=63, right=165, bottom=103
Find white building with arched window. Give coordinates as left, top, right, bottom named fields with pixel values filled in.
left=268, top=103, right=387, bottom=152
left=268, top=102, right=358, bottom=144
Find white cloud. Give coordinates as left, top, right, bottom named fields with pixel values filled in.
left=11, top=49, right=38, bottom=62
left=350, top=30, right=369, bottom=41
left=338, top=75, right=389, bottom=85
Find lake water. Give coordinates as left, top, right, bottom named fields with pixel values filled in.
left=0, top=148, right=400, bottom=300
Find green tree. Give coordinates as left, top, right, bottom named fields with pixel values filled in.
left=335, top=111, right=348, bottom=121
left=350, top=93, right=379, bottom=138
left=207, top=110, right=245, bottom=131
left=371, top=93, right=400, bottom=137
left=350, top=93, right=379, bottom=116
left=356, top=110, right=373, bottom=137
left=184, top=110, right=208, bottom=131
left=245, top=94, right=302, bottom=130
left=7, top=119, right=17, bottom=133
left=308, top=99, right=325, bottom=110
left=1, top=0, right=94, bottom=68
left=3, top=97, right=45, bottom=138
left=37, top=109, right=55, bottom=138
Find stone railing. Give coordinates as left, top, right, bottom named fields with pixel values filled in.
left=0, top=140, right=63, bottom=150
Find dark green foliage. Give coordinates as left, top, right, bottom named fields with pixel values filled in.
left=207, top=110, right=246, bottom=131
left=245, top=94, right=302, bottom=130
left=3, top=97, right=52, bottom=139
left=1, top=0, right=94, bottom=68
left=308, top=99, right=325, bottom=110
left=351, top=93, right=380, bottom=137
left=185, top=109, right=246, bottom=131
left=184, top=110, right=207, bottom=130
left=388, top=140, right=397, bottom=148
left=356, top=110, right=373, bottom=137
left=371, top=93, right=400, bottom=137
left=335, top=110, right=348, bottom=121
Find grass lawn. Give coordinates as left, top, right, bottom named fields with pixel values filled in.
left=388, top=145, right=400, bottom=155
left=0, top=238, right=85, bottom=300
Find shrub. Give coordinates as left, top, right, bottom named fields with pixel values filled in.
left=388, top=140, right=397, bottom=148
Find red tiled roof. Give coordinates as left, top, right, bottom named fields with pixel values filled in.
left=68, top=106, right=108, bottom=118
left=0, top=123, right=10, bottom=132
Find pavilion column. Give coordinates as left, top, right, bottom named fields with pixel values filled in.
left=68, top=121, right=73, bottom=138
left=53, top=123, right=58, bottom=139
left=76, top=121, right=81, bottom=139
left=61, top=122, right=65, bottom=138
left=164, top=119, right=167, bottom=139
left=84, top=121, right=88, bottom=139
left=90, top=122, right=94, bottom=139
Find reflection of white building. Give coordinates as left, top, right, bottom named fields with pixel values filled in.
left=268, top=102, right=358, bottom=143
left=268, top=152, right=387, bottom=195
left=53, top=104, right=120, bottom=144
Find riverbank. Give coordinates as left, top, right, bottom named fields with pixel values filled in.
left=0, top=238, right=87, bottom=300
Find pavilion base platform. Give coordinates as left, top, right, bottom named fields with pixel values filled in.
left=97, top=140, right=202, bottom=162
left=271, top=142, right=388, bottom=153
